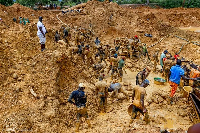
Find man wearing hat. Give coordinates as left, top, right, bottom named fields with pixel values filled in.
left=37, top=16, right=47, bottom=51
left=160, top=50, right=168, bottom=72
left=129, top=79, right=150, bottom=125
left=68, top=83, right=91, bottom=132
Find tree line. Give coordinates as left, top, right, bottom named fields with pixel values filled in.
left=1, top=0, right=200, bottom=9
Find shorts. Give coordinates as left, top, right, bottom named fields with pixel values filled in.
left=38, top=34, right=46, bottom=44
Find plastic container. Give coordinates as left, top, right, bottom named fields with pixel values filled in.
left=154, top=77, right=166, bottom=85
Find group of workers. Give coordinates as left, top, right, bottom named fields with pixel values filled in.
left=36, top=16, right=200, bottom=132
left=68, top=74, right=151, bottom=132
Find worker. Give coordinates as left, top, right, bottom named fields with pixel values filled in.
left=108, top=79, right=129, bottom=101
left=97, top=45, right=105, bottom=63
left=55, top=30, right=60, bottom=43
left=95, top=37, right=100, bottom=46
left=79, top=33, right=85, bottom=44
left=111, top=54, right=119, bottom=80
left=136, top=66, right=151, bottom=85
left=13, top=18, right=17, bottom=22
left=118, top=56, right=126, bottom=82
left=95, top=78, right=108, bottom=113
left=92, top=60, right=106, bottom=79
left=174, top=53, right=179, bottom=60
left=129, top=79, right=150, bottom=126
left=134, top=35, right=140, bottom=46
left=37, top=16, right=47, bottom=51
left=68, top=83, right=91, bottom=132
left=63, top=27, right=69, bottom=44
left=153, top=48, right=160, bottom=72
left=142, top=44, right=148, bottom=57
left=75, top=31, right=79, bottom=46
left=84, top=45, right=94, bottom=64
left=78, top=42, right=84, bottom=55
left=163, top=54, right=172, bottom=82
left=168, top=59, right=196, bottom=104
left=160, top=50, right=168, bottom=72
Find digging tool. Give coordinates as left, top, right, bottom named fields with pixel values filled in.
left=146, top=48, right=150, bottom=61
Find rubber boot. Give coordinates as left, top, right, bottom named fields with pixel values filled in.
left=86, top=120, right=91, bottom=128
left=168, top=97, right=173, bottom=105
left=75, top=122, right=80, bottom=132
left=144, top=112, right=149, bottom=124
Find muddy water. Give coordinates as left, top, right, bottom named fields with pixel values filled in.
left=180, top=26, right=200, bottom=32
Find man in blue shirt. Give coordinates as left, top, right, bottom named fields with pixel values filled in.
left=68, top=83, right=91, bottom=132
left=169, top=59, right=196, bottom=104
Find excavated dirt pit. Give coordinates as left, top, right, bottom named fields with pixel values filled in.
left=0, top=1, right=200, bottom=133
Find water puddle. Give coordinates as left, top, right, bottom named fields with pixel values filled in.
left=180, top=27, right=200, bottom=32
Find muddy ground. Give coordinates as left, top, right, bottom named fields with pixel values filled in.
left=0, top=1, right=200, bottom=133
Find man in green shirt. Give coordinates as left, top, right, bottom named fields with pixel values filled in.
left=118, top=56, right=126, bottom=82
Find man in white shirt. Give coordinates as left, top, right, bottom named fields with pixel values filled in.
left=37, top=16, right=47, bottom=51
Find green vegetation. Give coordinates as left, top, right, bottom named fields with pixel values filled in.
left=0, top=0, right=200, bottom=8
left=0, top=0, right=14, bottom=6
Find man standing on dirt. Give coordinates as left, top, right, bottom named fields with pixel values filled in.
left=111, top=54, right=119, bottom=80
left=129, top=79, right=150, bottom=126
left=37, top=16, right=47, bottom=51
left=168, top=59, right=196, bottom=104
left=68, top=83, right=91, bottom=132
left=160, top=50, right=168, bottom=72
left=118, top=56, right=126, bottom=82
left=95, top=78, right=108, bottom=113
left=163, top=54, right=173, bottom=82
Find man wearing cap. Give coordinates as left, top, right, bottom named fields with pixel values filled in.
left=129, top=79, right=149, bottom=125
left=131, top=35, right=140, bottom=52
left=169, top=59, right=196, bottom=104
left=68, top=83, right=91, bottom=132
left=134, top=35, right=140, bottom=46
left=136, top=66, right=151, bottom=85
left=37, top=16, right=47, bottom=51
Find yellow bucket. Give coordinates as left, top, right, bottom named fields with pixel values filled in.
left=183, top=86, right=193, bottom=98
